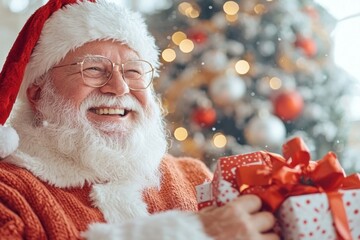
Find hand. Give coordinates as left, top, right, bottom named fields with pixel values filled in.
left=198, top=194, right=279, bottom=240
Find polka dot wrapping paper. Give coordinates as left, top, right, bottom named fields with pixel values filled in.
left=278, top=189, right=360, bottom=240
left=212, top=151, right=270, bottom=206
left=194, top=149, right=360, bottom=239
left=196, top=151, right=269, bottom=210
left=195, top=181, right=214, bottom=209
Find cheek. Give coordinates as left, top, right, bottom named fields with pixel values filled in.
left=132, top=90, right=151, bottom=107
left=53, top=78, right=94, bottom=108
left=65, top=90, right=91, bottom=108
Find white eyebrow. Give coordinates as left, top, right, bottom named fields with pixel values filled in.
left=81, top=54, right=105, bottom=60
left=78, top=54, right=141, bottom=63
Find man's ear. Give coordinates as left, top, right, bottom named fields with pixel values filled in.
left=26, top=84, right=42, bottom=111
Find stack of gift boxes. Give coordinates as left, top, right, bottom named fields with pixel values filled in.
left=196, top=137, right=360, bottom=239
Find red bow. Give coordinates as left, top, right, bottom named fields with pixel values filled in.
left=236, top=137, right=360, bottom=240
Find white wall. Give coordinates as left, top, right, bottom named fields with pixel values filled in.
left=315, top=0, right=360, bottom=83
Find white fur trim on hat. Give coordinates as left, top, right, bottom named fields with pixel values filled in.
left=19, top=0, right=159, bottom=101
left=0, top=125, right=19, bottom=159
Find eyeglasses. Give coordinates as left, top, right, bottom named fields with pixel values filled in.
left=52, top=56, right=154, bottom=91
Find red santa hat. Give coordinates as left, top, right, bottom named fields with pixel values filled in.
left=0, top=0, right=160, bottom=158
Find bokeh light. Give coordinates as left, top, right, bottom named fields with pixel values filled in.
left=213, top=133, right=227, bottom=148
left=179, top=39, right=194, bottom=53
left=162, top=48, right=176, bottom=62
left=235, top=60, right=250, bottom=74
left=174, top=127, right=188, bottom=141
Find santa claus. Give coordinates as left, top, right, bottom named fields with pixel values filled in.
left=0, top=0, right=277, bottom=239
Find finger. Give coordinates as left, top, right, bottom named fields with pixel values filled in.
left=230, top=194, right=262, bottom=213
left=200, top=205, right=217, bottom=213
left=261, top=232, right=280, bottom=240
left=251, top=211, right=276, bottom=232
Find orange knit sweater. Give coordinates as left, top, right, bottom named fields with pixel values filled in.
left=0, top=155, right=212, bottom=240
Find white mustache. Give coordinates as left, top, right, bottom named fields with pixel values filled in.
left=80, top=93, right=143, bottom=114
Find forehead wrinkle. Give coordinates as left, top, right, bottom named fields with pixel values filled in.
left=66, top=41, right=141, bottom=63
left=79, top=54, right=141, bottom=65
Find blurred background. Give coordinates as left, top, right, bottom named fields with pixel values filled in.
left=1, top=0, right=360, bottom=172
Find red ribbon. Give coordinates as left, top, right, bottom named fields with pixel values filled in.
left=236, top=137, right=360, bottom=240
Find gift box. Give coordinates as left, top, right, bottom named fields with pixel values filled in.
left=213, top=151, right=275, bottom=206
left=195, top=181, right=214, bottom=209
left=196, top=151, right=269, bottom=209
left=195, top=137, right=360, bottom=239
left=278, top=189, right=360, bottom=240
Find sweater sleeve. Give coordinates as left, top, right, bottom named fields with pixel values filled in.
left=0, top=180, right=47, bottom=239
left=82, top=210, right=213, bottom=240
left=0, top=162, right=81, bottom=239
left=0, top=197, right=25, bottom=239
left=164, top=154, right=213, bottom=186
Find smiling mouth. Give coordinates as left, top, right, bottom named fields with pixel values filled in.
left=89, top=107, right=131, bottom=117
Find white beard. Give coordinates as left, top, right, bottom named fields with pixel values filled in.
left=9, top=77, right=168, bottom=189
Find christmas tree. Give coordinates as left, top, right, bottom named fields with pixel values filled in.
left=148, top=0, right=354, bottom=171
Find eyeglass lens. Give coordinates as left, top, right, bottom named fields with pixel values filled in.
left=81, top=56, right=153, bottom=89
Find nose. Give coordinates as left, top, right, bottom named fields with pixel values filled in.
left=99, top=65, right=129, bottom=96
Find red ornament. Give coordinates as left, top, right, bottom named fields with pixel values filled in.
left=295, top=36, right=317, bottom=57
left=192, top=107, right=217, bottom=128
left=187, top=30, right=208, bottom=44
left=272, top=90, right=304, bottom=121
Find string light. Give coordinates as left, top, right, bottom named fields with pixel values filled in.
left=254, top=4, right=266, bottom=14
left=162, top=48, right=176, bottom=62
left=174, top=127, right=188, bottom=141
left=235, top=60, right=250, bottom=74
left=178, top=2, right=192, bottom=15
left=213, top=133, right=227, bottom=148
left=179, top=39, right=194, bottom=53
left=188, top=8, right=200, bottom=18
left=269, top=77, right=282, bottom=89
left=178, top=2, right=200, bottom=18
left=223, top=1, right=239, bottom=15
left=172, top=31, right=187, bottom=45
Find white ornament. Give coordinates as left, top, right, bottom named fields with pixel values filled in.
left=256, top=76, right=274, bottom=96
left=201, top=49, right=228, bottom=72
left=303, top=103, right=326, bottom=120
left=211, top=12, right=227, bottom=30
left=244, top=114, right=286, bottom=149
left=234, top=101, right=255, bottom=127
left=263, top=24, right=277, bottom=38
left=226, top=40, right=245, bottom=56
left=0, top=125, right=19, bottom=158
left=210, top=72, right=246, bottom=106
left=258, top=40, right=276, bottom=57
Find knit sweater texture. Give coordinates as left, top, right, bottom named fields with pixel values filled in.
left=0, top=154, right=212, bottom=239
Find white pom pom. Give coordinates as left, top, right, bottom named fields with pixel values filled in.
left=0, top=125, right=20, bottom=159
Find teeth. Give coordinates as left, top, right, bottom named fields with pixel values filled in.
left=95, top=108, right=125, bottom=115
